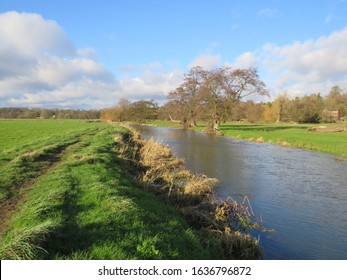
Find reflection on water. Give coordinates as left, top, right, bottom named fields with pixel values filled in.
left=135, top=125, right=347, bottom=260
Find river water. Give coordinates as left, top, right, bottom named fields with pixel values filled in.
left=134, top=125, right=347, bottom=260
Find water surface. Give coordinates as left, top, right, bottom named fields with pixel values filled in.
left=135, top=125, right=347, bottom=259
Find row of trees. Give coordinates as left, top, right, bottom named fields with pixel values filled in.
left=267, top=86, right=347, bottom=123
left=0, top=108, right=100, bottom=119
left=163, top=86, right=346, bottom=125
left=100, top=99, right=159, bottom=122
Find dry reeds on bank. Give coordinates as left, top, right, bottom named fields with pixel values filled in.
left=115, top=124, right=262, bottom=259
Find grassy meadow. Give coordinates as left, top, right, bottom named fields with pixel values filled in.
left=0, top=119, right=237, bottom=260
left=146, top=120, right=347, bottom=157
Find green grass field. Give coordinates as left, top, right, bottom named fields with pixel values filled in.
left=146, top=120, right=347, bottom=157
left=0, top=119, right=230, bottom=260
left=219, top=123, right=347, bottom=157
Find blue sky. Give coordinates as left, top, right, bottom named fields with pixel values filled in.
left=1, top=0, right=347, bottom=108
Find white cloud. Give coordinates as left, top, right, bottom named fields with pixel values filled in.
left=188, top=54, right=221, bottom=70
left=119, top=67, right=184, bottom=100
left=0, top=11, right=122, bottom=108
left=260, top=26, right=347, bottom=96
left=0, top=11, right=75, bottom=58
left=0, top=11, right=185, bottom=108
left=77, top=48, right=98, bottom=60
left=229, top=52, right=259, bottom=69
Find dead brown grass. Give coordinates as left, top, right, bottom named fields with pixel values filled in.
left=184, top=175, right=216, bottom=196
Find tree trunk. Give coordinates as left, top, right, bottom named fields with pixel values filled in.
left=207, top=119, right=220, bottom=132
left=190, top=119, right=198, bottom=127
left=212, top=119, right=220, bottom=131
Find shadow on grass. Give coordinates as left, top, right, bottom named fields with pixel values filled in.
left=44, top=146, right=213, bottom=260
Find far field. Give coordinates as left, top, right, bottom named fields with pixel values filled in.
left=0, top=119, right=239, bottom=260
left=145, top=120, right=347, bottom=157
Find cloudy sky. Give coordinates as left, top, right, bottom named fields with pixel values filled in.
left=1, top=0, right=347, bottom=108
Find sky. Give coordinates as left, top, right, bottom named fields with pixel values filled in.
left=1, top=0, right=347, bottom=109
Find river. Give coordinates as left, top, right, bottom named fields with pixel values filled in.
left=134, top=125, right=347, bottom=260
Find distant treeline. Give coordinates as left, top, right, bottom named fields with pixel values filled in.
left=0, top=108, right=100, bottom=119
left=262, top=86, right=347, bottom=124
left=101, top=86, right=347, bottom=126
left=2, top=85, right=346, bottom=125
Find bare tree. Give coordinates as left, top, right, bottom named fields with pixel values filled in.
left=166, top=66, right=204, bottom=128
left=200, top=67, right=269, bottom=131
left=166, top=86, right=192, bottom=128
left=166, top=66, right=268, bottom=132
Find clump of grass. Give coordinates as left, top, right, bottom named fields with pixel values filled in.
left=280, top=141, right=290, bottom=147
left=214, top=196, right=262, bottom=232
left=211, top=228, right=261, bottom=260
left=140, top=139, right=186, bottom=187
left=335, top=157, right=347, bottom=161
left=0, top=220, right=59, bottom=260
left=184, top=175, right=216, bottom=196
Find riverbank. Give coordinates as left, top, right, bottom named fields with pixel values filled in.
left=114, top=124, right=262, bottom=259
left=136, top=123, right=347, bottom=259
left=0, top=120, right=261, bottom=259
left=145, top=120, right=347, bottom=158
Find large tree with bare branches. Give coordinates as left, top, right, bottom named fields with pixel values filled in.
left=165, top=66, right=269, bottom=132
